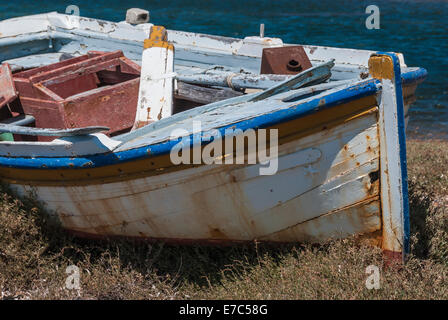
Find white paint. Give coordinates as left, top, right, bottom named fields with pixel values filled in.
left=133, top=43, right=174, bottom=129
left=262, top=200, right=380, bottom=242
left=0, top=11, right=422, bottom=248
left=0, top=12, right=406, bottom=72
left=117, top=80, right=358, bottom=152
left=46, top=12, right=152, bottom=41
left=0, top=133, right=120, bottom=157
left=377, top=79, right=406, bottom=255
left=237, top=36, right=283, bottom=57
left=230, top=147, right=321, bottom=181
left=0, top=13, right=51, bottom=38
left=4, top=53, right=76, bottom=72
left=11, top=112, right=380, bottom=242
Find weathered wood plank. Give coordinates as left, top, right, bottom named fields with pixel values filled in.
left=133, top=26, right=174, bottom=128
left=177, top=72, right=291, bottom=91
left=250, top=60, right=334, bottom=102
left=0, top=124, right=110, bottom=136
left=175, top=82, right=243, bottom=104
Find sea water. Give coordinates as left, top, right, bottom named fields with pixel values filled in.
left=1, top=0, right=446, bottom=139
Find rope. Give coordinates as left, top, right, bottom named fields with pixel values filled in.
left=226, top=73, right=237, bottom=91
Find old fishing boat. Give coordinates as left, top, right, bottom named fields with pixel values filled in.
left=0, top=10, right=426, bottom=261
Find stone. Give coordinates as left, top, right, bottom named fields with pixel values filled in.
left=126, top=8, right=150, bottom=25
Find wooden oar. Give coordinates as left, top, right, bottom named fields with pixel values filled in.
left=249, top=60, right=335, bottom=102
left=176, top=60, right=334, bottom=93
left=177, top=73, right=291, bottom=91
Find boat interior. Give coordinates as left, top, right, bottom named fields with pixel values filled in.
left=0, top=12, right=415, bottom=145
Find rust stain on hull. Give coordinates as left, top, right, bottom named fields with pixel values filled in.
left=10, top=109, right=383, bottom=245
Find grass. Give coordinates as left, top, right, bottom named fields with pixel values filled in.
left=0, top=139, right=447, bottom=300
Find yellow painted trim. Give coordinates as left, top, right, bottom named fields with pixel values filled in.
left=0, top=95, right=378, bottom=186
left=368, top=54, right=394, bottom=80
left=143, top=26, right=174, bottom=50
left=268, top=95, right=377, bottom=144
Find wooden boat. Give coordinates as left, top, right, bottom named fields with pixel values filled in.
left=0, top=11, right=427, bottom=261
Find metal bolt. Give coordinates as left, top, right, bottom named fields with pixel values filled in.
left=287, top=59, right=302, bottom=72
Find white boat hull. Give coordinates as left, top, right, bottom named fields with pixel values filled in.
left=12, top=111, right=381, bottom=243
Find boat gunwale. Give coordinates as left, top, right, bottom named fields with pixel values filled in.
left=0, top=63, right=426, bottom=170
left=401, top=67, right=427, bottom=85
left=0, top=12, right=427, bottom=173
left=0, top=78, right=381, bottom=169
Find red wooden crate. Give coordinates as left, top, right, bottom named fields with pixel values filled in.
left=12, top=50, right=141, bottom=141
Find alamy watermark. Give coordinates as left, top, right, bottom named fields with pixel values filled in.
left=365, top=265, right=380, bottom=290
left=65, top=5, right=80, bottom=16
left=169, top=121, right=279, bottom=175
left=65, top=265, right=80, bottom=290
left=365, top=5, right=380, bottom=29
left=65, top=5, right=80, bottom=29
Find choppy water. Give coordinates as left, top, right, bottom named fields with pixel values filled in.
left=1, top=0, right=447, bottom=139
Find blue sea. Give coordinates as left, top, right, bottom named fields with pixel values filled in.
left=1, top=0, right=447, bottom=139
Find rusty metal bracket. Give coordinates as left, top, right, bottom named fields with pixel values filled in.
left=260, top=46, right=312, bottom=75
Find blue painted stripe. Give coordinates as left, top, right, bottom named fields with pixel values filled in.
left=401, top=67, right=427, bottom=86
left=0, top=79, right=380, bottom=170
left=378, top=51, right=411, bottom=255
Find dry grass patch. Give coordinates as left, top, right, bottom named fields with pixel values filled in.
left=0, top=139, right=447, bottom=299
